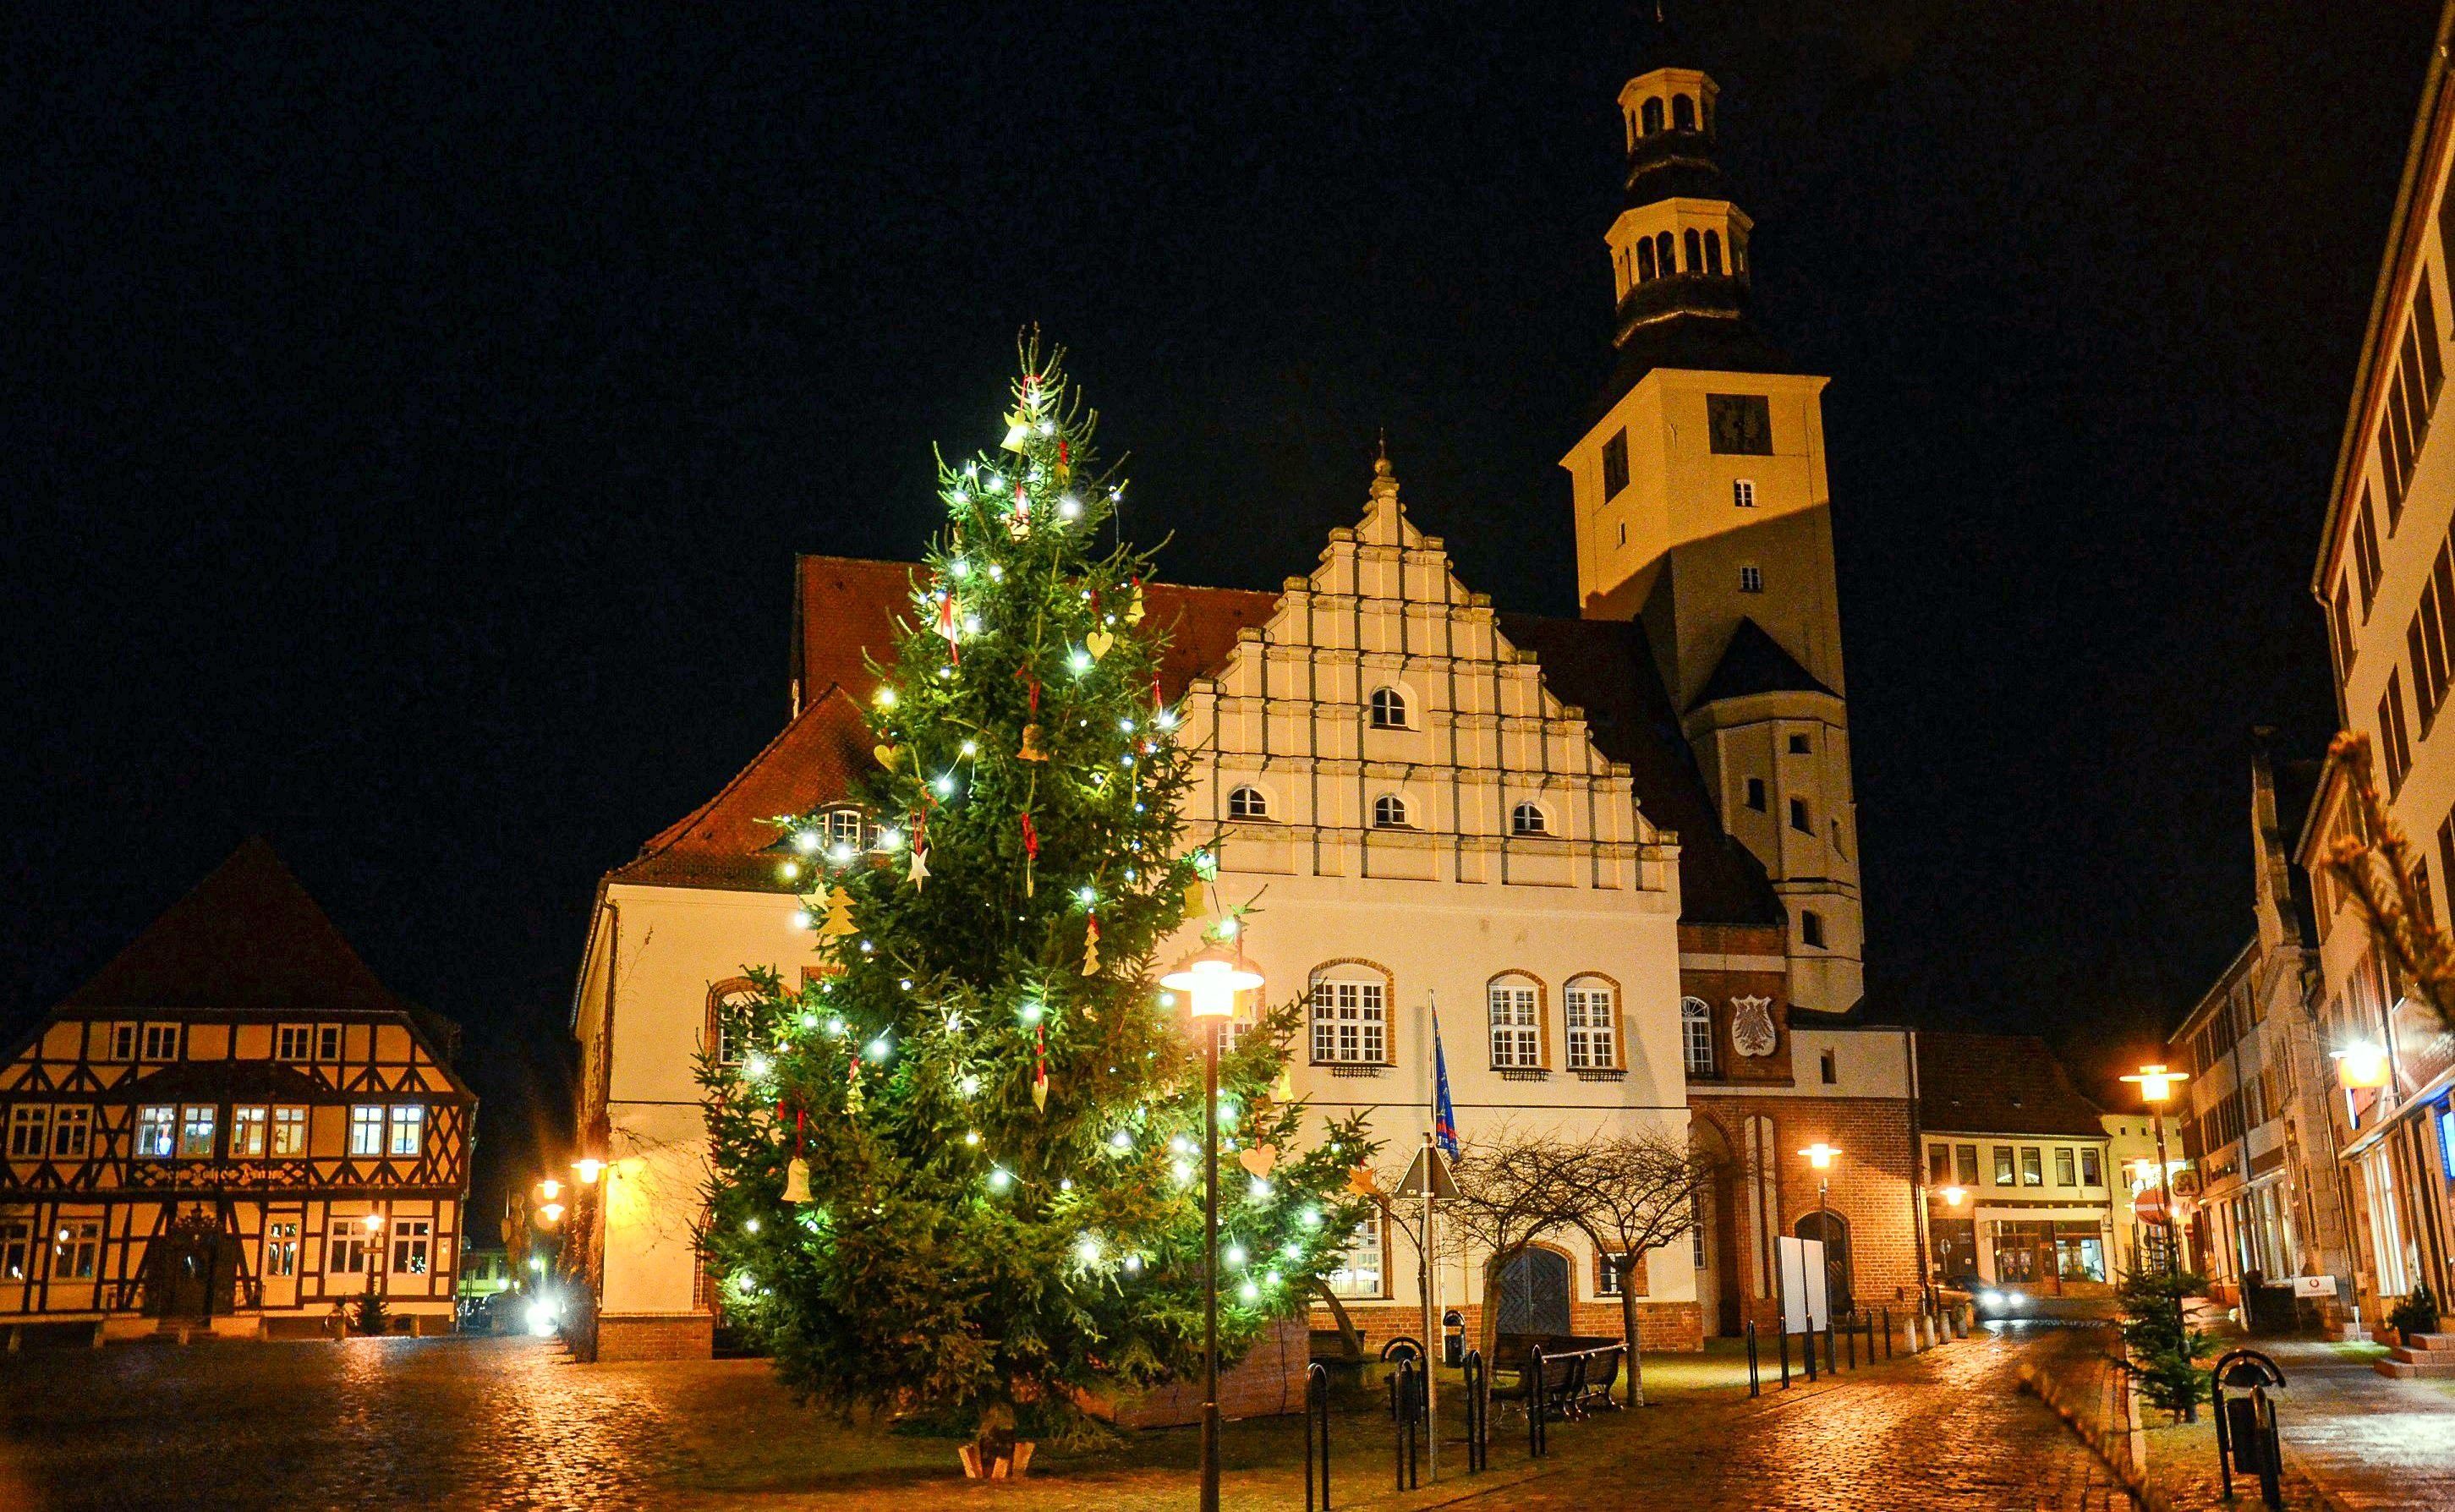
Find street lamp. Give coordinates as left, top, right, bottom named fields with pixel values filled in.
left=1940, top=1185, right=1967, bottom=1208
left=573, top=1158, right=604, bottom=1185
left=1161, top=944, right=1263, bottom=1512
left=1799, top=1142, right=1840, bottom=1334
left=2332, top=1044, right=2391, bottom=1090
left=2118, top=1065, right=2187, bottom=1276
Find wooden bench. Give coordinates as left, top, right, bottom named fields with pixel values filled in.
left=1484, top=1335, right=1625, bottom=1418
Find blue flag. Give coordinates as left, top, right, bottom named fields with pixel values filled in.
left=1433, top=1011, right=1460, bottom=1158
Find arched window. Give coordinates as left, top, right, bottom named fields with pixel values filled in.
left=822, top=807, right=868, bottom=856
left=1796, top=1210, right=1853, bottom=1317
left=1488, top=973, right=1543, bottom=1069
left=1672, top=93, right=1697, bottom=131
left=707, top=979, right=761, bottom=1070
left=1656, top=232, right=1676, bottom=276
left=1310, top=962, right=1389, bottom=1066
left=1373, top=793, right=1411, bottom=829
left=1510, top=802, right=1548, bottom=836
left=1565, top=977, right=1617, bottom=1070
left=1704, top=230, right=1723, bottom=275
left=1731, top=229, right=1748, bottom=275
left=1368, top=686, right=1410, bottom=729
left=1227, top=786, right=1269, bottom=820
left=1681, top=997, right=1717, bottom=1077
left=1683, top=229, right=1703, bottom=275
left=1636, top=238, right=1656, bottom=282
left=1641, top=96, right=1664, bottom=135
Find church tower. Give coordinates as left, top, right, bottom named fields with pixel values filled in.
left=1559, top=36, right=1865, bottom=1015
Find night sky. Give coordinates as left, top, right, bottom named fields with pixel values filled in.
left=9, top=2, right=2441, bottom=1213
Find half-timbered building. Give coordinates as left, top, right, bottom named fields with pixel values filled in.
left=0, top=839, right=476, bottom=1339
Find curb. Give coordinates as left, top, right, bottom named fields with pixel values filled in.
left=2016, top=1361, right=2162, bottom=1512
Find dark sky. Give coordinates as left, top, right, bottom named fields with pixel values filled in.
left=8, top=2, right=2441, bottom=1209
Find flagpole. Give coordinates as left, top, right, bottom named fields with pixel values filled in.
left=1424, top=989, right=1439, bottom=1485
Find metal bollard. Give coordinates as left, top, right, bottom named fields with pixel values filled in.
left=1778, top=1324, right=1792, bottom=1388
left=1882, top=1307, right=1893, bottom=1361
left=1845, top=1315, right=1857, bottom=1369
left=1462, top=1348, right=1488, bottom=1473
left=1528, top=1345, right=1548, bottom=1459
left=1825, top=1323, right=1837, bottom=1375
left=1745, top=1320, right=1760, bottom=1398
left=1305, top=1363, right=1333, bottom=1512
left=1391, top=1358, right=1420, bottom=1492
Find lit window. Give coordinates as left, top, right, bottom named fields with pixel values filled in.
left=328, top=1224, right=370, bottom=1275
left=1510, top=803, right=1548, bottom=835
left=392, top=1219, right=431, bottom=1275
left=271, top=1106, right=308, bottom=1158
left=1681, top=998, right=1717, bottom=1077
left=136, top=1105, right=176, bottom=1159
left=2054, top=1148, right=2076, bottom=1186
left=265, top=1221, right=299, bottom=1279
left=179, top=1104, right=217, bottom=1159
left=8, top=1106, right=47, bottom=1159
left=1565, top=981, right=1616, bottom=1069
left=50, top=1107, right=89, bottom=1159
left=1733, top=479, right=1756, bottom=508
left=1368, top=688, right=1410, bottom=729
left=0, top=1220, right=27, bottom=1283
left=1740, top=566, right=1763, bottom=593
left=1311, top=978, right=1386, bottom=1065
left=1489, top=981, right=1541, bottom=1068
left=710, top=983, right=759, bottom=1069
left=1373, top=794, right=1411, bottom=829
left=55, top=1219, right=100, bottom=1280
left=277, top=1025, right=313, bottom=1061
left=1328, top=1219, right=1384, bottom=1298
left=825, top=808, right=868, bottom=849
left=349, top=1106, right=385, bottom=1158
left=316, top=1025, right=343, bottom=1062
left=141, top=1023, right=180, bottom=1062
left=2081, top=1148, right=2102, bottom=1186
left=2021, top=1148, right=2044, bottom=1186
left=1227, top=786, right=1269, bottom=820
left=230, top=1106, right=267, bottom=1159
left=388, top=1105, right=425, bottom=1158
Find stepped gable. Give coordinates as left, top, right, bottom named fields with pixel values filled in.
left=63, top=837, right=415, bottom=1019
left=1915, top=1032, right=2110, bottom=1137
left=1691, top=616, right=1836, bottom=709
left=615, top=684, right=874, bottom=892
left=1499, top=611, right=1784, bottom=928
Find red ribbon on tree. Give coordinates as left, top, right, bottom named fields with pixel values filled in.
left=1033, top=1022, right=1049, bottom=1112
left=1019, top=811, right=1038, bottom=858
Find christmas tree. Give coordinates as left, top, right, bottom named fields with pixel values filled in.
left=700, top=336, right=1373, bottom=1458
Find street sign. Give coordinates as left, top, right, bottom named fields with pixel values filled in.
left=1396, top=1144, right=1458, bottom=1199
left=2133, top=1186, right=2171, bottom=1224
left=2290, top=1274, right=2339, bottom=1298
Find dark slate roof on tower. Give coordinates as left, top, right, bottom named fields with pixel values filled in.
left=1499, top=612, right=1785, bottom=927
left=63, top=838, right=425, bottom=1022
left=1691, top=617, right=1836, bottom=710
left=1915, top=1032, right=2110, bottom=1137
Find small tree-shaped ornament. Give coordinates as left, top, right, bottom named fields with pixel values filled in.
left=698, top=335, right=1373, bottom=1467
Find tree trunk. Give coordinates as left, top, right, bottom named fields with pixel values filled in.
left=1477, top=1251, right=1512, bottom=1361
left=1615, top=1260, right=1647, bottom=1407
left=1311, top=1278, right=1365, bottom=1361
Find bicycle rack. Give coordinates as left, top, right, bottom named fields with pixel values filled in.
left=1303, top=1362, right=1332, bottom=1512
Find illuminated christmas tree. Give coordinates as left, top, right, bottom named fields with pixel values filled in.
left=699, top=336, right=1371, bottom=1460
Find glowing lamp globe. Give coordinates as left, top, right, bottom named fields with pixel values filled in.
left=574, top=1158, right=603, bottom=1186
left=2335, top=1044, right=2391, bottom=1090
left=1799, top=1142, right=1840, bottom=1170
left=360, top=1212, right=384, bottom=1233
left=2120, top=1064, right=2188, bottom=1104
left=1940, top=1185, right=1967, bottom=1208
left=1161, top=946, right=1263, bottom=1020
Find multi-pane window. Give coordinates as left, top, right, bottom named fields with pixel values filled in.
left=266, top=1221, right=299, bottom=1278
left=348, top=1106, right=386, bottom=1157
left=1956, top=1145, right=1980, bottom=1186
left=1601, top=429, right=1630, bottom=499
left=277, top=1025, right=314, bottom=1061
left=271, top=1106, right=309, bottom=1158
left=1707, top=393, right=1774, bottom=455
left=230, top=1106, right=268, bottom=1159
left=328, top=1225, right=370, bottom=1275
left=178, top=1105, right=217, bottom=1159
left=2381, top=670, right=2415, bottom=793
left=8, top=1106, right=48, bottom=1158
left=1992, top=1146, right=2015, bottom=1186
left=1328, top=1219, right=1384, bottom=1298
left=710, top=985, right=759, bottom=1069
left=391, top=1219, right=431, bottom=1275
left=1929, top=1144, right=1953, bottom=1183
left=55, top=1219, right=99, bottom=1280
left=1681, top=998, right=1716, bottom=1076
left=51, top=1107, right=88, bottom=1159
left=2054, top=1148, right=2077, bottom=1186
left=1597, top=1252, right=1630, bottom=1296
left=1489, top=982, right=1541, bottom=1068
left=1565, top=982, right=1616, bottom=1070
left=388, top=1105, right=425, bottom=1158
left=2333, top=576, right=2358, bottom=676
left=1733, top=479, right=1756, bottom=508
left=2020, top=1148, right=2044, bottom=1186
left=1373, top=794, right=1411, bottom=829
left=824, top=807, right=868, bottom=852
left=1310, top=979, right=1386, bottom=1065
left=1227, top=786, right=1269, bottom=820
left=2080, top=1148, right=2103, bottom=1186
left=2354, top=487, right=2384, bottom=611
left=141, top=1023, right=180, bottom=1062
left=1510, top=803, right=1548, bottom=836
left=0, top=1219, right=29, bottom=1282
left=1368, top=688, right=1409, bottom=729
left=136, top=1105, right=176, bottom=1159
left=1739, top=565, right=1763, bottom=593
left=107, top=1023, right=138, bottom=1062
left=316, top=1025, right=344, bottom=1062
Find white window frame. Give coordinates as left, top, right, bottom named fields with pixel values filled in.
left=271, top=1105, right=309, bottom=1158
left=316, top=1024, right=344, bottom=1062
left=276, top=1025, right=313, bottom=1062
left=1373, top=793, right=1411, bottom=830
left=265, top=1220, right=299, bottom=1279
left=106, top=1023, right=138, bottom=1062
left=141, top=1023, right=180, bottom=1062
left=50, top=1106, right=89, bottom=1159
left=1739, top=565, right=1763, bottom=593
left=1226, top=786, right=1269, bottom=820
left=328, top=1226, right=370, bottom=1276
left=1327, top=1217, right=1386, bottom=1298
left=1681, top=998, right=1717, bottom=1077
left=56, top=1218, right=100, bottom=1280
left=1310, top=977, right=1387, bottom=1066
left=348, top=1105, right=386, bottom=1158
left=391, top=1218, right=432, bottom=1275
left=1488, top=981, right=1541, bottom=1069
left=178, top=1104, right=217, bottom=1159
left=8, top=1105, right=48, bottom=1159
left=1565, top=981, right=1617, bottom=1070
left=1368, top=687, right=1410, bottom=730
left=0, top=1218, right=29, bottom=1283
left=1733, top=479, right=1756, bottom=508
left=230, top=1105, right=268, bottom=1159
left=1510, top=802, right=1549, bottom=836
left=387, top=1104, right=425, bottom=1158
left=136, top=1105, right=177, bottom=1159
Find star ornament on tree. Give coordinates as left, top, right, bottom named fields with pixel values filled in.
left=698, top=331, right=1379, bottom=1457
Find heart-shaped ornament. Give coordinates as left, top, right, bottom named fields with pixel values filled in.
left=1237, top=1145, right=1279, bottom=1178
left=873, top=743, right=901, bottom=770
left=1085, top=629, right=1115, bottom=660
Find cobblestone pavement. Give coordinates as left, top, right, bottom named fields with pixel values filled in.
left=1454, top=1325, right=2131, bottom=1512
left=2260, top=1339, right=2455, bottom=1509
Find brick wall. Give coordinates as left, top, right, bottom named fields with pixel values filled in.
left=595, top=1312, right=715, bottom=1362
left=1690, top=1094, right=1923, bottom=1318
left=1110, top=1318, right=1311, bottom=1428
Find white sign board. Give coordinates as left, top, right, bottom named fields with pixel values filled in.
left=1777, top=1235, right=1829, bottom=1334
left=2291, top=1274, right=2340, bottom=1298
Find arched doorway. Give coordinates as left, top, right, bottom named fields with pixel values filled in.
left=1495, top=1247, right=1571, bottom=1337
left=1796, top=1211, right=1853, bottom=1318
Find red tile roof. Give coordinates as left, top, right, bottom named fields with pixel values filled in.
left=1915, top=1032, right=2110, bottom=1137
left=613, top=683, right=873, bottom=892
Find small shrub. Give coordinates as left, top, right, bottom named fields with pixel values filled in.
left=2391, top=1283, right=2441, bottom=1340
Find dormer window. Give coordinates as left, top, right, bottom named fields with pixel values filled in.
left=1227, top=786, right=1269, bottom=820
left=1368, top=688, right=1410, bottom=730
left=824, top=808, right=868, bottom=853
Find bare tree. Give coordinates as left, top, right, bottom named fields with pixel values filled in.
left=1557, top=1134, right=1720, bottom=1406
left=2325, top=730, right=2455, bottom=1034
left=1443, top=1133, right=1591, bottom=1359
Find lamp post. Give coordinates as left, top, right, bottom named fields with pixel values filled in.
left=1800, top=1142, right=1840, bottom=1329
left=1162, top=944, right=1263, bottom=1512
left=2118, top=1066, right=2187, bottom=1276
